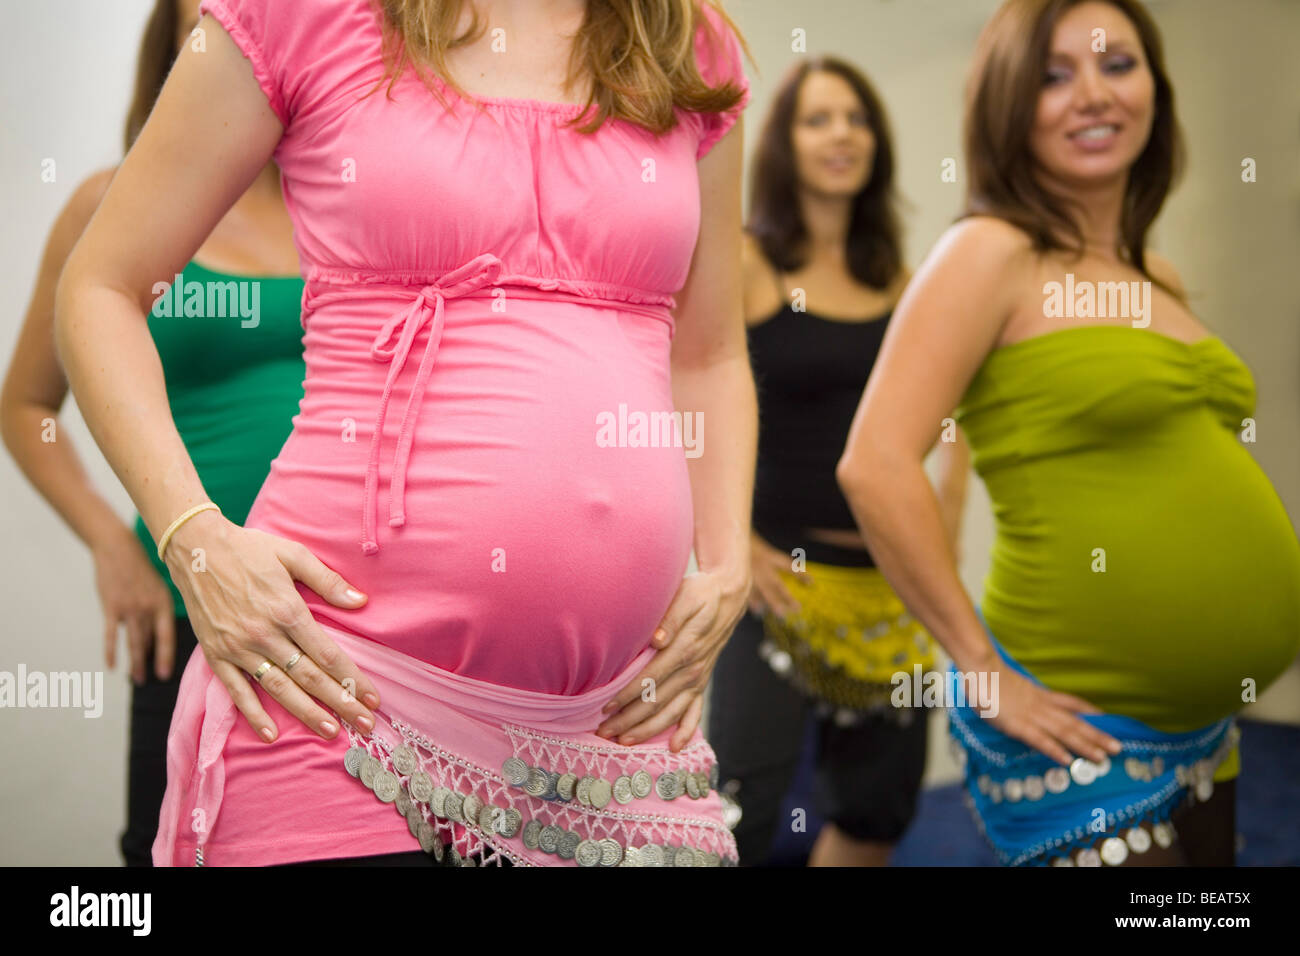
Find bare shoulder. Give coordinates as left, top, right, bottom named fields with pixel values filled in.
left=933, top=215, right=1036, bottom=271
left=1143, top=249, right=1187, bottom=298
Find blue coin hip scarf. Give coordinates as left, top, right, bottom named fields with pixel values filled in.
left=947, top=610, right=1238, bottom=867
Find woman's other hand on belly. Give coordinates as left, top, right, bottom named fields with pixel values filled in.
left=594, top=564, right=750, bottom=752
left=163, top=510, right=381, bottom=743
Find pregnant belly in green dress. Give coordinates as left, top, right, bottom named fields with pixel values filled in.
left=959, top=326, right=1300, bottom=733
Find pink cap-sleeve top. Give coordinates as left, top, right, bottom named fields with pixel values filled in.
left=181, top=0, right=748, bottom=862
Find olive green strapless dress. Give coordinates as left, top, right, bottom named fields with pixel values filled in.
left=955, top=325, right=1300, bottom=779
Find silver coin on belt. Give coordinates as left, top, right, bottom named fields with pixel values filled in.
left=1075, top=847, right=1102, bottom=867
left=538, top=824, right=562, bottom=854
left=1125, top=827, right=1152, bottom=854
left=444, top=791, right=466, bottom=824
left=639, top=844, right=665, bottom=867
left=1099, top=836, right=1129, bottom=865
left=541, top=771, right=562, bottom=801
left=599, top=837, right=623, bottom=867
left=373, top=769, right=401, bottom=803
left=524, top=767, right=549, bottom=798
left=462, top=793, right=484, bottom=827
left=557, top=772, right=578, bottom=801
left=360, top=754, right=380, bottom=788
left=557, top=829, right=581, bottom=860
left=391, top=745, right=419, bottom=776
left=1043, top=766, right=1070, bottom=794
left=575, top=839, right=603, bottom=867
left=521, top=819, right=543, bottom=850
left=409, top=771, right=434, bottom=803
left=630, top=769, right=653, bottom=799
left=344, top=746, right=365, bottom=778
left=498, top=807, right=523, bottom=839
left=1152, top=821, right=1175, bottom=848
left=655, top=771, right=679, bottom=801
left=1069, top=757, right=1100, bottom=786
left=502, top=757, right=530, bottom=787
left=416, top=819, right=440, bottom=855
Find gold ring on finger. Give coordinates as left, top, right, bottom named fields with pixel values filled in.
left=252, top=660, right=275, bottom=683
left=283, top=651, right=302, bottom=673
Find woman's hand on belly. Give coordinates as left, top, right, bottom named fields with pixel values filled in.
left=163, top=511, right=381, bottom=743
left=594, top=565, right=750, bottom=752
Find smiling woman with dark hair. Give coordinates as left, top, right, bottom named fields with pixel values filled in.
left=836, top=0, right=1300, bottom=867
left=707, top=56, right=970, bottom=867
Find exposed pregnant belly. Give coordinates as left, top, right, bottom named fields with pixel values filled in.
left=244, top=296, right=694, bottom=696
left=982, top=436, right=1300, bottom=732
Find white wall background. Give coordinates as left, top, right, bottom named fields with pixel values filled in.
left=1, top=0, right=1296, bottom=865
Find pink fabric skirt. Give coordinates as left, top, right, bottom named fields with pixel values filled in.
left=154, top=622, right=738, bottom=866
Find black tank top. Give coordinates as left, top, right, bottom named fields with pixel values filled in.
left=747, top=277, right=892, bottom=568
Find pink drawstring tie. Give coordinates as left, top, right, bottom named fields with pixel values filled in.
left=356, top=253, right=503, bottom=555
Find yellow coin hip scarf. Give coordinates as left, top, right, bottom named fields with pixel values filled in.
left=757, top=561, right=937, bottom=723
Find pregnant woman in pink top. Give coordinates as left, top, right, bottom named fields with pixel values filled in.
left=55, top=0, right=756, bottom=866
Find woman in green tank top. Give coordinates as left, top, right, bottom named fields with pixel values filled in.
left=836, top=0, right=1299, bottom=867
left=0, top=0, right=303, bottom=865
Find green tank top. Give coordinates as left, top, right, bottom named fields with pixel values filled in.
left=955, top=325, right=1300, bottom=733
left=132, top=260, right=305, bottom=617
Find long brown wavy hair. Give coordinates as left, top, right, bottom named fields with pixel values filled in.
left=746, top=57, right=903, bottom=291
left=371, top=0, right=752, bottom=135
left=962, top=0, right=1184, bottom=281
left=124, top=0, right=182, bottom=151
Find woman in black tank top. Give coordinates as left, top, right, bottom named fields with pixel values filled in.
left=706, top=57, right=969, bottom=867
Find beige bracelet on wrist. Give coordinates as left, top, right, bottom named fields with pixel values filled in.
left=157, top=501, right=222, bottom=562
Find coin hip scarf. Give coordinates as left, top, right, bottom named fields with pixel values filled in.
left=153, top=623, right=738, bottom=867
left=948, top=608, right=1239, bottom=867
left=757, top=561, right=938, bottom=725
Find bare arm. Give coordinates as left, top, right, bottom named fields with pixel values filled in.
left=836, top=217, right=1120, bottom=765
left=2, top=169, right=127, bottom=552
left=54, top=14, right=378, bottom=741
left=596, top=115, right=757, bottom=750
left=672, top=113, right=756, bottom=600
left=1, top=168, right=181, bottom=680
left=837, top=218, right=1025, bottom=670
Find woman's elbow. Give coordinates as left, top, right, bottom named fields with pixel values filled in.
left=836, top=439, right=918, bottom=505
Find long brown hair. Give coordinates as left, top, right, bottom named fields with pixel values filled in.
left=746, top=58, right=903, bottom=291
left=370, top=0, right=751, bottom=135
left=962, top=0, right=1184, bottom=279
left=124, top=0, right=181, bottom=151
